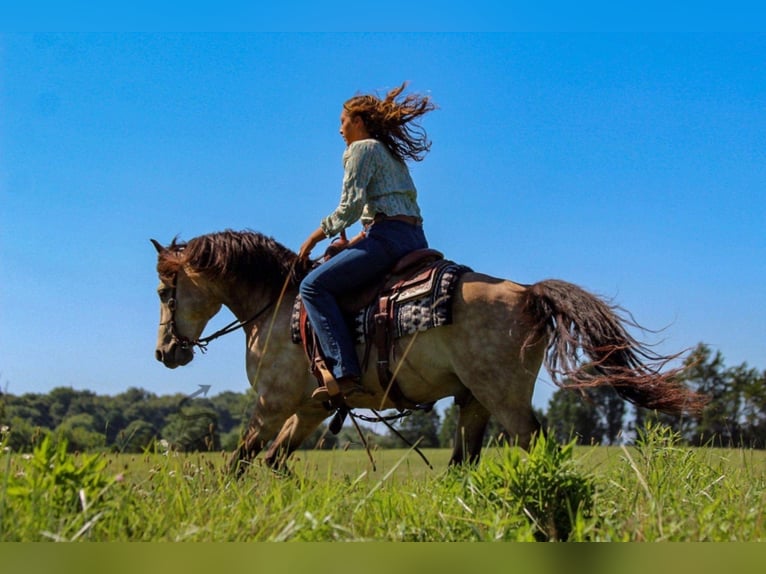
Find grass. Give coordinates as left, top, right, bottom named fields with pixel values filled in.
left=1, top=424, right=764, bottom=541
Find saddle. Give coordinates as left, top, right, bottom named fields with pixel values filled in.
left=291, top=247, right=469, bottom=411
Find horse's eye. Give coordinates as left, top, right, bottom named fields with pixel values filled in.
left=158, top=287, right=172, bottom=301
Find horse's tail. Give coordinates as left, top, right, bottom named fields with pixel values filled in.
left=523, top=279, right=708, bottom=415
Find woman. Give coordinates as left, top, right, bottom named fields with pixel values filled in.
left=298, top=82, right=436, bottom=401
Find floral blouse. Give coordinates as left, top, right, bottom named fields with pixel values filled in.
left=320, top=139, right=422, bottom=237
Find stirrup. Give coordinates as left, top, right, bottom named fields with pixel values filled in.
left=311, top=357, right=340, bottom=401
left=311, top=385, right=334, bottom=402
left=312, top=377, right=368, bottom=402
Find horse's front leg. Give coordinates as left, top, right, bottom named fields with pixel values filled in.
left=263, top=405, right=331, bottom=471
left=449, top=392, right=491, bottom=466
left=227, top=403, right=287, bottom=477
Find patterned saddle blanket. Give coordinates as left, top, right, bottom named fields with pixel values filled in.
left=290, top=260, right=471, bottom=346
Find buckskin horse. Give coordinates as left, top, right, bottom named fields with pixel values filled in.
left=152, top=229, right=706, bottom=475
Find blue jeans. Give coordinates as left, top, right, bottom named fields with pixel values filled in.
left=299, top=219, right=428, bottom=380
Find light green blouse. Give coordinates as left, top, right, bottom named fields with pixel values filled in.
left=320, top=139, right=423, bottom=237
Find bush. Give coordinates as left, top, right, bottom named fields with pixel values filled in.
left=465, top=434, right=595, bottom=541
left=1, top=435, right=125, bottom=541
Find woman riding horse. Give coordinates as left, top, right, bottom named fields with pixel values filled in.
left=152, top=86, right=708, bottom=475
left=298, top=82, right=436, bottom=402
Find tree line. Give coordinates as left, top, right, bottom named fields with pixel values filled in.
left=1, top=343, right=764, bottom=453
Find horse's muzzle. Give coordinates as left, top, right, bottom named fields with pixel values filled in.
left=155, top=344, right=194, bottom=369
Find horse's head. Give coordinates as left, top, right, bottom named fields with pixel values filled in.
left=152, top=239, right=222, bottom=368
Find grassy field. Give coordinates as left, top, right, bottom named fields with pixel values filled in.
left=1, top=425, right=764, bottom=542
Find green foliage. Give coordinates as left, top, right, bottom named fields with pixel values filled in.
left=114, top=420, right=158, bottom=453
left=1, top=434, right=128, bottom=541
left=678, top=344, right=766, bottom=447
left=1, top=417, right=44, bottom=452
left=593, top=421, right=766, bottom=540
left=394, top=408, right=441, bottom=448
left=0, top=387, right=233, bottom=454
left=438, top=403, right=458, bottom=447
left=2, top=429, right=764, bottom=541
left=463, top=434, right=595, bottom=541
left=161, top=406, right=220, bottom=452
left=3, top=341, right=766, bottom=454
left=547, top=342, right=766, bottom=448
left=546, top=385, right=625, bottom=445
left=55, top=413, right=106, bottom=452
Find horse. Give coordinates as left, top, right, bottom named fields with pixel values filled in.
left=151, top=229, right=706, bottom=475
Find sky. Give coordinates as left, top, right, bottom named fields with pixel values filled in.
left=1, top=33, right=764, bottom=413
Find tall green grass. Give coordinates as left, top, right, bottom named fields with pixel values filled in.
left=593, top=424, right=766, bottom=541
left=1, top=424, right=763, bottom=541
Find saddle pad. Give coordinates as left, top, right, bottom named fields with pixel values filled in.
left=290, top=261, right=471, bottom=345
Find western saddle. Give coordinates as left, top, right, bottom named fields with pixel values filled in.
left=297, top=245, right=447, bottom=412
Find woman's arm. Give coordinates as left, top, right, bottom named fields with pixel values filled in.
left=298, top=226, right=327, bottom=260
left=320, top=141, right=378, bottom=236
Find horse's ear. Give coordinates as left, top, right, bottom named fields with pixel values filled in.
left=150, top=239, right=166, bottom=254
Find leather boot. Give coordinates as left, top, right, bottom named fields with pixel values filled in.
left=312, top=376, right=367, bottom=402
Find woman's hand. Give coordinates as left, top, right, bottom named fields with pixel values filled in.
left=298, top=227, right=327, bottom=260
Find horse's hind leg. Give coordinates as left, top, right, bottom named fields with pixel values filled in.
left=487, top=381, right=542, bottom=451
left=499, top=409, right=541, bottom=450
left=457, top=367, right=542, bottom=452
left=449, top=392, right=491, bottom=466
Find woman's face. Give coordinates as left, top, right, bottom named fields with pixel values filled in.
left=339, top=109, right=368, bottom=146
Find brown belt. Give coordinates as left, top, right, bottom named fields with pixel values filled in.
left=369, top=213, right=422, bottom=228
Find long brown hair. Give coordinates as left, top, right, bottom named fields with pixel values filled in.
left=343, top=82, right=437, bottom=162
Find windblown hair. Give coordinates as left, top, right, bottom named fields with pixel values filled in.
left=156, top=230, right=313, bottom=296
left=344, top=81, right=437, bottom=163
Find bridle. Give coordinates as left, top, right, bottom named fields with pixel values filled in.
left=160, top=273, right=275, bottom=353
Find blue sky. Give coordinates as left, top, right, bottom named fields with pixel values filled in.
left=1, top=33, right=764, bottom=412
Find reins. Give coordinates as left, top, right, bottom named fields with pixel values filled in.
left=352, top=409, right=433, bottom=470
left=163, top=272, right=281, bottom=353
left=193, top=300, right=275, bottom=352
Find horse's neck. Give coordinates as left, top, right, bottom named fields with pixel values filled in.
left=220, top=280, right=296, bottom=331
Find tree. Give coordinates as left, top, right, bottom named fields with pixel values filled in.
left=674, top=344, right=766, bottom=447
left=735, top=365, right=766, bottom=447
left=102, top=408, right=127, bottom=446
left=2, top=416, right=41, bottom=452
left=302, top=424, right=340, bottom=451
left=547, top=388, right=601, bottom=444
left=48, top=387, right=81, bottom=427
left=4, top=393, right=54, bottom=429
left=438, top=403, right=458, bottom=448
left=54, top=413, right=105, bottom=452
left=545, top=385, right=625, bottom=445
left=210, top=390, right=257, bottom=436
left=681, top=344, right=740, bottom=445
left=115, top=420, right=158, bottom=453
left=161, top=407, right=219, bottom=452
left=393, top=408, right=440, bottom=448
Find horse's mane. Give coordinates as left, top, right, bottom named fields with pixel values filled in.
left=157, top=229, right=312, bottom=293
